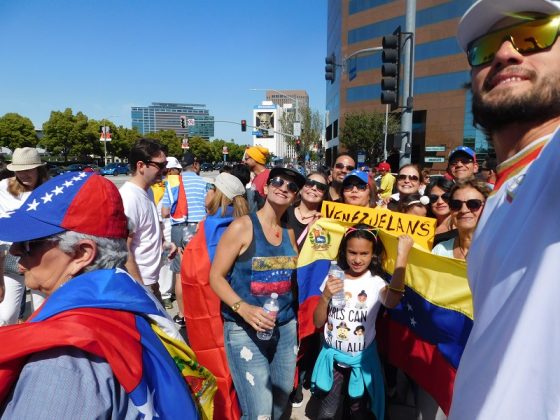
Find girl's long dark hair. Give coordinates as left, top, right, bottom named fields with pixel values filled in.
left=337, top=223, right=385, bottom=276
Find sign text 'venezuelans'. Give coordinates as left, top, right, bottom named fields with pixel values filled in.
left=321, top=201, right=435, bottom=248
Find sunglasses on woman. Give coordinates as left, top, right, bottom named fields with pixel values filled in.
left=268, top=177, right=299, bottom=193
left=449, top=199, right=484, bottom=212
left=304, top=179, right=328, bottom=193
left=342, top=183, right=368, bottom=192
left=467, top=15, right=560, bottom=67
left=428, top=192, right=450, bottom=204
left=397, top=174, right=419, bottom=182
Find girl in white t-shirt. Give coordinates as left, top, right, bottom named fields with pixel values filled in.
left=312, top=224, right=413, bottom=419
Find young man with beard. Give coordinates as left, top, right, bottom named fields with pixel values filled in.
left=328, top=153, right=356, bottom=201
left=451, top=1, right=560, bottom=418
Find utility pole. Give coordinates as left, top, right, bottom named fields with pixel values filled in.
left=399, top=0, right=416, bottom=167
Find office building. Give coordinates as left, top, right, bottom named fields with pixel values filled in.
left=326, top=0, right=492, bottom=170
left=131, top=102, right=214, bottom=139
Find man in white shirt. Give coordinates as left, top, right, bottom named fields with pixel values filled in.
left=119, top=138, right=175, bottom=302
left=451, top=1, right=560, bottom=418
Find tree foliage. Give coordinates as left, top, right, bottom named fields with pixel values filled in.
left=339, top=111, right=400, bottom=164
left=0, top=113, right=38, bottom=151
left=278, top=105, right=323, bottom=159
left=41, top=108, right=98, bottom=162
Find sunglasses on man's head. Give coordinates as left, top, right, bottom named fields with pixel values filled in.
left=268, top=177, right=299, bottom=193
left=428, top=193, right=450, bottom=204
left=342, top=182, right=368, bottom=192
left=304, top=179, right=328, bottom=193
left=467, top=15, right=560, bottom=67
left=449, top=198, right=484, bottom=212
left=334, top=163, right=355, bottom=171
left=397, top=174, right=419, bottom=182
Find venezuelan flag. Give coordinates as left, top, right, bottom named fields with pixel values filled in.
left=182, top=212, right=242, bottom=420
left=297, top=218, right=473, bottom=415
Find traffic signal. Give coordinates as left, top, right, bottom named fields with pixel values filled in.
left=295, top=139, right=301, bottom=152
left=325, top=53, right=336, bottom=83
left=380, top=31, right=401, bottom=107
left=180, top=116, right=186, bottom=128
left=241, top=119, right=247, bottom=132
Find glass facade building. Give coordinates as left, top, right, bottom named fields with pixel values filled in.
left=131, top=102, right=215, bottom=139
left=326, top=0, right=493, bottom=170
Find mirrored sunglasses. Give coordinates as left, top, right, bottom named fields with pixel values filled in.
left=449, top=198, right=484, bottom=212
left=467, top=15, right=560, bottom=67
left=269, top=177, right=299, bottom=193
left=304, top=179, right=328, bottom=192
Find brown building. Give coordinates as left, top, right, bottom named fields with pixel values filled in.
left=325, top=0, right=492, bottom=171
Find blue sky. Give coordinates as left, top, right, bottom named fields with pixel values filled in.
left=0, top=0, right=327, bottom=145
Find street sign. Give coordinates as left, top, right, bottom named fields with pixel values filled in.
left=424, top=157, right=445, bottom=163
left=181, top=138, right=189, bottom=149
left=425, top=146, right=446, bottom=152
left=293, top=122, right=301, bottom=137
left=222, top=146, right=229, bottom=155
left=251, top=130, right=261, bottom=136
left=187, top=118, right=195, bottom=126
left=357, top=151, right=366, bottom=166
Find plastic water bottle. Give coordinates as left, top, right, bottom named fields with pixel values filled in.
left=329, top=261, right=346, bottom=309
left=256, top=293, right=280, bottom=341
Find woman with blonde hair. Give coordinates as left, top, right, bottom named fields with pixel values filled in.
left=0, top=148, right=50, bottom=325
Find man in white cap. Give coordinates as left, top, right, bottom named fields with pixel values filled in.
left=452, top=1, right=560, bottom=418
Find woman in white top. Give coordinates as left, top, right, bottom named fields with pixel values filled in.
left=0, top=148, right=50, bottom=325
left=432, top=179, right=490, bottom=259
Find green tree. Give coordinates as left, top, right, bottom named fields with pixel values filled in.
left=111, top=126, right=141, bottom=161
left=339, top=111, right=400, bottom=164
left=278, top=106, right=323, bottom=160
left=0, top=113, right=38, bottom=150
left=41, top=108, right=98, bottom=162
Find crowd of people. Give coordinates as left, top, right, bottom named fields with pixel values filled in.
left=1, top=0, right=559, bottom=417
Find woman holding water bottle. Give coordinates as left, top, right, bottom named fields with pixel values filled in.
left=210, top=167, right=306, bottom=419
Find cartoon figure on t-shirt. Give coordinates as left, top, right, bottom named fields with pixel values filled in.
left=354, top=325, right=365, bottom=336
left=355, top=290, right=368, bottom=309
left=344, top=291, right=352, bottom=308
left=326, top=321, right=334, bottom=344
left=336, top=322, right=350, bottom=341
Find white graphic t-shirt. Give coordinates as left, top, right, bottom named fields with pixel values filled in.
left=320, top=270, right=386, bottom=355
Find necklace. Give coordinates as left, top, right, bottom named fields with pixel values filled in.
left=457, top=238, right=468, bottom=259
left=297, top=207, right=316, bottom=221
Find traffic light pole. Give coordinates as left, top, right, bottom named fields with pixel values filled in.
left=399, top=0, right=416, bottom=167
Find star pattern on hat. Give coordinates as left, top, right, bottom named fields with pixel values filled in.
left=0, top=210, right=14, bottom=219
left=24, top=172, right=89, bottom=213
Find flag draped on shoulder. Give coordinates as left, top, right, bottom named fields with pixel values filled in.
left=0, top=269, right=216, bottom=420
left=296, top=217, right=472, bottom=415
left=182, top=210, right=242, bottom=420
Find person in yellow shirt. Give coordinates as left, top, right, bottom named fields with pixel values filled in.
left=376, top=162, right=395, bottom=199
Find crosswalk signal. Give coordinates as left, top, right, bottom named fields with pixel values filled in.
left=381, top=31, right=401, bottom=107
left=180, top=116, right=186, bottom=128
left=241, top=120, right=247, bottom=132
left=325, top=53, right=336, bottom=83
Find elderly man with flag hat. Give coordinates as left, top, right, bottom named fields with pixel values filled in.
left=0, top=172, right=215, bottom=419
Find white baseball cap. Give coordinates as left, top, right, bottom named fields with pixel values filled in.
left=457, top=0, right=560, bottom=52
left=166, top=156, right=182, bottom=170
